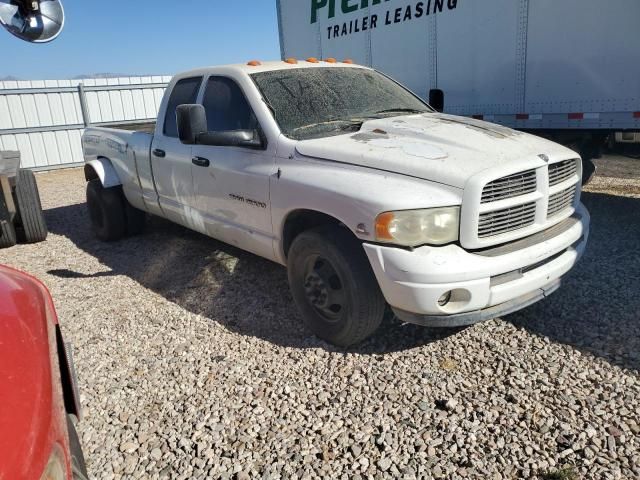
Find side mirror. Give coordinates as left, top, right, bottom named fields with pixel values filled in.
left=176, top=104, right=264, bottom=149
left=197, top=130, right=264, bottom=149
left=0, top=0, right=65, bottom=43
left=176, top=104, right=207, bottom=145
left=429, top=89, right=444, bottom=113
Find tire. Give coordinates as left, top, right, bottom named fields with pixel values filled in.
left=66, top=415, right=89, bottom=480
left=582, top=158, right=597, bottom=185
left=0, top=220, right=17, bottom=249
left=124, top=200, right=146, bottom=236
left=287, top=225, right=386, bottom=347
left=567, top=141, right=597, bottom=186
left=14, top=169, right=48, bottom=243
left=86, top=179, right=126, bottom=241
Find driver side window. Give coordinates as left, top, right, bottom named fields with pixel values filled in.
left=202, top=76, right=259, bottom=132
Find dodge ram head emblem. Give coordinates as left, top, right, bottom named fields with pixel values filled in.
left=538, top=154, right=550, bottom=162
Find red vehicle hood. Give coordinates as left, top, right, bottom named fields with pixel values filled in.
left=0, top=265, right=68, bottom=480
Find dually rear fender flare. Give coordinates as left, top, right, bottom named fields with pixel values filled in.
left=84, top=157, right=122, bottom=188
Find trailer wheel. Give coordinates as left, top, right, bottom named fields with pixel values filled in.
left=287, top=225, right=386, bottom=347
left=0, top=220, right=17, bottom=249
left=14, top=169, right=48, bottom=243
left=86, top=179, right=126, bottom=241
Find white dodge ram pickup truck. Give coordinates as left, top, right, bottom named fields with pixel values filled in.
left=82, top=60, right=590, bottom=346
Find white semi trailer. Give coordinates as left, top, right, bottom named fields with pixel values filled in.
left=277, top=0, right=640, bottom=173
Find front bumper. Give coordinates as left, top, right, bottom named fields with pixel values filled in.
left=363, top=202, right=590, bottom=326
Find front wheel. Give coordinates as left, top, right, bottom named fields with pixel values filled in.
left=287, top=225, right=386, bottom=347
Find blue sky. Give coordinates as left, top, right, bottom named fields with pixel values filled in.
left=2, top=0, right=281, bottom=80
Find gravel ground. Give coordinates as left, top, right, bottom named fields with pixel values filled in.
left=1, top=156, right=639, bottom=480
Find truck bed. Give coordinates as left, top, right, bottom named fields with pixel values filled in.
left=96, top=121, right=156, bottom=134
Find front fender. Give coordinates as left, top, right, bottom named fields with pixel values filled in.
left=84, top=157, right=122, bottom=188
left=271, top=156, right=463, bottom=259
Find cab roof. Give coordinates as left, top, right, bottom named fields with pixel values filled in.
left=177, top=60, right=370, bottom=78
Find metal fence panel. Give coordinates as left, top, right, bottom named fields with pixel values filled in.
left=0, top=75, right=171, bottom=170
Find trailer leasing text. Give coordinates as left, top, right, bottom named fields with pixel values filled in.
left=318, top=0, right=458, bottom=39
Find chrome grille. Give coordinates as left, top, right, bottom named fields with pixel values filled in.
left=481, top=170, right=537, bottom=203
left=549, top=159, right=578, bottom=186
left=472, top=158, right=581, bottom=244
left=478, top=202, right=536, bottom=238
left=548, top=186, right=576, bottom=218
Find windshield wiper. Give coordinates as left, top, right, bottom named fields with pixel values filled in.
left=291, top=118, right=364, bottom=134
left=373, top=108, right=428, bottom=115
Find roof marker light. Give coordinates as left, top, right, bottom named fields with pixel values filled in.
left=343, top=59, right=354, bottom=64
left=247, top=60, right=262, bottom=67
left=285, top=58, right=298, bottom=64
left=306, top=57, right=319, bottom=63
left=324, top=58, right=337, bottom=63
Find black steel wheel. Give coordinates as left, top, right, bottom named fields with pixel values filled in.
left=287, top=225, right=385, bottom=347
left=302, top=254, right=347, bottom=323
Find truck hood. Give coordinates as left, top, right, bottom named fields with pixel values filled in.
left=295, top=113, right=572, bottom=188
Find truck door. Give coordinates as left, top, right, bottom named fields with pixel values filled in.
left=151, top=76, right=203, bottom=225
left=190, top=76, right=275, bottom=259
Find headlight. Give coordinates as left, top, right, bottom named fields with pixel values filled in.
left=40, top=445, right=67, bottom=480
left=375, top=207, right=460, bottom=246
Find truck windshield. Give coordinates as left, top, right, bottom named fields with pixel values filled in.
left=251, top=67, right=432, bottom=140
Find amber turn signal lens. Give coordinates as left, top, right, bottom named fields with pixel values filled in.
left=375, top=212, right=396, bottom=241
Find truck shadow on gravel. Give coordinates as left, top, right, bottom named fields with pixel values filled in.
left=45, top=191, right=639, bottom=366
left=45, top=203, right=458, bottom=354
